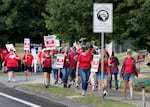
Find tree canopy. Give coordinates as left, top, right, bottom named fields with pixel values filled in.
left=0, top=0, right=150, bottom=50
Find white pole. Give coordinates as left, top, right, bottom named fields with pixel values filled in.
left=142, top=87, right=146, bottom=107
left=101, top=32, right=104, bottom=99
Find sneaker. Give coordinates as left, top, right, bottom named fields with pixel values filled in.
left=12, top=79, right=16, bottom=82
left=45, top=85, right=49, bottom=88
left=68, top=84, right=71, bottom=88
left=82, top=90, right=85, bottom=96
left=63, top=84, right=67, bottom=88
left=103, top=91, right=108, bottom=98
left=8, top=79, right=11, bottom=82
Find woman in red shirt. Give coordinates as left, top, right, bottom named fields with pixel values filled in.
left=120, top=49, right=137, bottom=99
left=22, top=50, right=34, bottom=81
left=42, top=48, right=53, bottom=88
left=3, top=48, right=19, bottom=82
left=96, top=51, right=111, bottom=98
left=76, top=46, right=92, bottom=96
left=68, top=47, right=78, bottom=88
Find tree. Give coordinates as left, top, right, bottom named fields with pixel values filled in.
left=0, top=0, right=48, bottom=43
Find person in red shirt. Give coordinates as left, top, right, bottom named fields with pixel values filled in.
left=68, top=47, right=78, bottom=88
left=41, top=48, right=53, bottom=88
left=61, top=46, right=70, bottom=88
left=120, top=49, right=138, bottom=99
left=76, top=46, right=92, bottom=96
left=22, top=50, right=34, bottom=81
left=96, top=51, right=111, bottom=98
left=3, top=48, right=19, bottom=82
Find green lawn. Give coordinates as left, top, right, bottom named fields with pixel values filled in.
left=24, top=84, right=137, bottom=107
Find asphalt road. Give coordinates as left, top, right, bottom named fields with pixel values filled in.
left=0, top=73, right=67, bottom=107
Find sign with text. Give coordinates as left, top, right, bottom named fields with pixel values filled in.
left=91, top=55, right=100, bottom=72
left=93, top=3, right=113, bottom=33
left=44, top=35, right=56, bottom=50
left=24, top=38, right=30, bottom=50
left=5, top=44, right=16, bottom=52
left=56, top=54, right=65, bottom=68
left=137, top=50, right=148, bottom=63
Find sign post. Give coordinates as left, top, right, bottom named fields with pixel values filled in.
left=93, top=3, right=113, bottom=99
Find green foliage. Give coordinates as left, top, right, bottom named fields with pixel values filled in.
left=0, top=0, right=47, bottom=43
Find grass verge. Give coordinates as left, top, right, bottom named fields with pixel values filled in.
left=24, top=84, right=137, bottom=107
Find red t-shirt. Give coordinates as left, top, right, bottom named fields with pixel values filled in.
left=22, top=54, right=34, bottom=66
left=98, top=59, right=108, bottom=74
left=64, top=53, right=70, bottom=67
left=1, top=49, right=9, bottom=60
left=124, top=57, right=134, bottom=74
left=38, top=51, right=44, bottom=64
left=4, top=53, right=19, bottom=67
left=42, top=55, right=52, bottom=68
left=68, top=52, right=77, bottom=68
left=78, top=53, right=92, bottom=69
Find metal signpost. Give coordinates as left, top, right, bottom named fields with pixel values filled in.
left=93, top=3, right=113, bottom=99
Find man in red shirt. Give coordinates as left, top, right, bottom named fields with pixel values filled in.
left=22, top=50, right=34, bottom=81
left=3, top=48, right=19, bottom=82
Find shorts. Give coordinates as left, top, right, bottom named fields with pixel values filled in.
left=122, top=73, right=135, bottom=81
left=7, top=67, right=18, bottom=72
left=96, top=71, right=108, bottom=80
left=24, top=64, right=32, bottom=72
left=43, top=67, right=52, bottom=73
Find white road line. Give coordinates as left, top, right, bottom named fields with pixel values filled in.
left=0, top=92, right=41, bottom=107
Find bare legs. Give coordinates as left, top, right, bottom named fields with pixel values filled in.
left=25, top=70, right=31, bottom=81
left=44, top=72, right=51, bottom=88
left=8, top=71, right=15, bottom=82
left=123, top=80, right=133, bottom=99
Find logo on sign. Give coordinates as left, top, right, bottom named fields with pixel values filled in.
left=97, top=10, right=109, bottom=22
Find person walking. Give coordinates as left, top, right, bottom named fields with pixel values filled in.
left=42, top=48, right=53, bottom=88
left=109, top=51, right=119, bottom=90
left=68, top=47, right=78, bottom=88
left=96, top=51, right=111, bottom=98
left=22, top=49, right=34, bottom=81
left=52, top=50, right=58, bottom=84
left=76, top=46, right=92, bottom=96
left=3, top=48, right=20, bottom=82
left=61, top=47, right=70, bottom=88
left=120, top=49, right=139, bottom=99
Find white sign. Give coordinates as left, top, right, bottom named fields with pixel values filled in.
left=106, top=42, right=113, bottom=56
left=44, top=35, right=56, bottom=50
left=91, top=55, right=100, bottom=72
left=93, top=3, right=113, bottom=33
left=55, top=39, right=60, bottom=47
left=56, top=54, right=64, bottom=68
left=5, top=44, right=16, bottom=52
left=24, top=38, right=30, bottom=50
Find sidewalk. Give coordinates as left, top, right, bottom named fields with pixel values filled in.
left=18, top=74, right=150, bottom=107
left=1, top=72, right=150, bottom=107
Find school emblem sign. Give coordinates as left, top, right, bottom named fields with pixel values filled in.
left=93, top=3, right=113, bottom=33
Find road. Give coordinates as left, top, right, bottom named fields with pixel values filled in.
left=0, top=72, right=67, bottom=107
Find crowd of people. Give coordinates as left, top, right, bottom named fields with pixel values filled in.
left=0, top=41, right=140, bottom=99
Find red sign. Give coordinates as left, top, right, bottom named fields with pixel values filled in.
left=137, top=55, right=146, bottom=63
left=56, top=54, right=64, bottom=68
left=44, top=35, right=56, bottom=50
left=91, top=55, right=100, bottom=72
